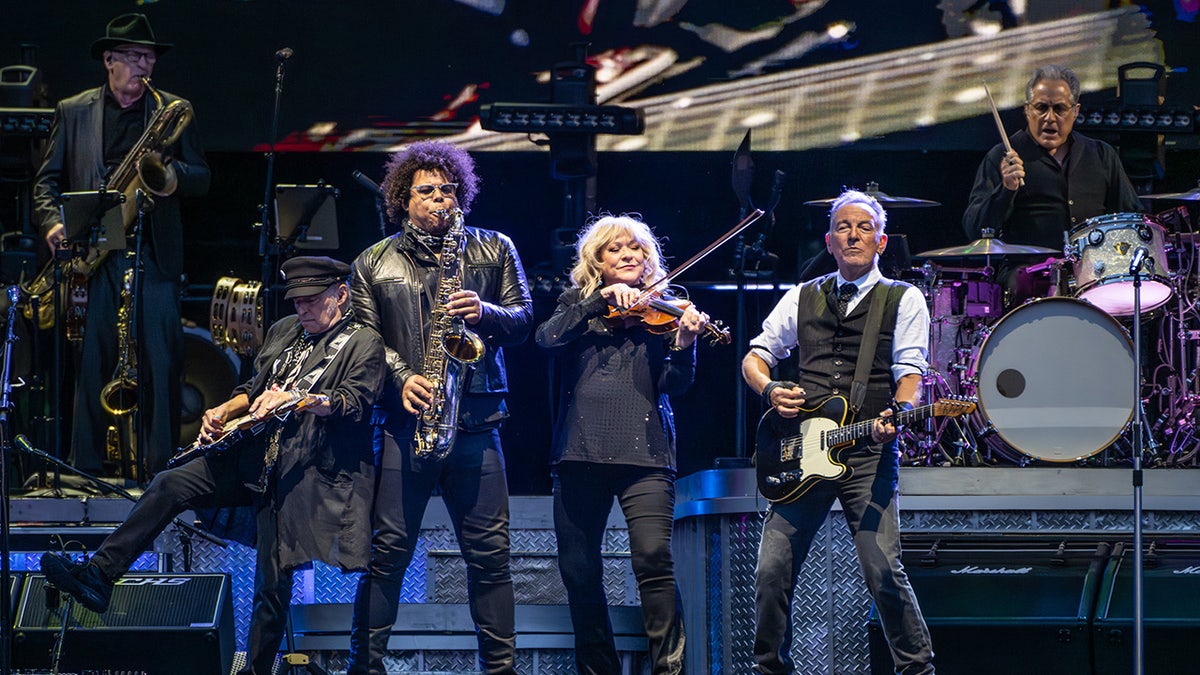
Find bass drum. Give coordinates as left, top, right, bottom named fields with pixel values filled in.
left=966, top=297, right=1134, bottom=462
left=180, top=325, right=241, bottom=446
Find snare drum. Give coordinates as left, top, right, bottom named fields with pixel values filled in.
left=967, top=297, right=1135, bottom=462
left=1069, top=213, right=1172, bottom=315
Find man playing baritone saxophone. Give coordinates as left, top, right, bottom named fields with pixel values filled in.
left=42, top=256, right=384, bottom=675
left=32, top=13, right=210, bottom=476
left=349, top=140, right=533, bottom=675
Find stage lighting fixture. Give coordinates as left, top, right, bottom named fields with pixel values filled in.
left=1076, top=105, right=1196, bottom=133
left=480, top=103, right=645, bottom=136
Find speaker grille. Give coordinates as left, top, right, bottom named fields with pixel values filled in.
left=13, top=573, right=234, bottom=675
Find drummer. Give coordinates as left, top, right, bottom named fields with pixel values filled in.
left=962, top=63, right=1142, bottom=306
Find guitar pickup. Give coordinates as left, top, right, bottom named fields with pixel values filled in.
left=765, top=469, right=804, bottom=486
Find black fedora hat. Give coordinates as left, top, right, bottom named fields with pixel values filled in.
left=91, top=13, right=173, bottom=61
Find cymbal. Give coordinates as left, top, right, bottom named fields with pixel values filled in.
left=916, top=236, right=1057, bottom=257
left=1139, top=184, right=1200, bottom=201
left=804, top=182, right=941, bottom=208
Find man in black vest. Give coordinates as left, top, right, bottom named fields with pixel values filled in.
left=741, top=189, right=935, bottom=674
left=962, top=63, right=1141, bottom=306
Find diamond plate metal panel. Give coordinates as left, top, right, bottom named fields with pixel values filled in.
left=423, top=649, right=483, bottom=671
left=167, top=535, right=256, bottom=650
left=725, top=511, right=762, bottom=674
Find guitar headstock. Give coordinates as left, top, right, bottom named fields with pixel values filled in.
left=931, top=396, right=977, bottom=418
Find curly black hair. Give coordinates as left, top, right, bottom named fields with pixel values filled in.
left=380, top=140, right=481, bottom=225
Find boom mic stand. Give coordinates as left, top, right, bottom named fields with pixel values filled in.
left=1129, top=245, right=1148, bottom=675
left=256, top=47, right=295, bottom=328
left=1, top=285, right=21, bottom=675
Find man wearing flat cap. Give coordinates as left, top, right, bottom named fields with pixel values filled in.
left=33, top=12, right=210, bottom=478
left=41, top=255, right=384, bottom=675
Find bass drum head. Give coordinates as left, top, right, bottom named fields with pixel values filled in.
left=971, top=297, right=1135, bottom=462
left=180, top=326, right=241, bottom=445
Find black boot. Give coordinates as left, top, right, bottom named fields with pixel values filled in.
left=40, top=552, right=113, bottom=613
left=347, top=624, right=392, bottom=675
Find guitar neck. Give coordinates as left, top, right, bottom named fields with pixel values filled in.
left=824, top=403, right=936, bottom=447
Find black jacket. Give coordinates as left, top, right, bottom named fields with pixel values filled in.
left=233, top=313, right=385, bottom=571
left=33, top=84, right=210, bottom=279
left=351, top=224, right=533, bottom=430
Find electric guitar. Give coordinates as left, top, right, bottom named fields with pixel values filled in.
left=755, top=395, right=976, bottom=504
left=167, top=393, right=328, bottom=468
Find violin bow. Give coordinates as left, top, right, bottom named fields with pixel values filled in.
left=636, top=208, right=766, bottom=304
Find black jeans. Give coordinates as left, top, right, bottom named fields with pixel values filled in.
left=350, top=427, right=516, bottom=675
left=752, top=443, right=934, bottom=675
left=87, top=452, right=287, bottom=675
left=553, top=462, right=685, bottom=675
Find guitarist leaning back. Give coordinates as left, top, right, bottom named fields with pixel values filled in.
left=740, top=189, right=937, bottom=675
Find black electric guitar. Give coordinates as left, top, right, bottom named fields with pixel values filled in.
left=755, top=395, right=976, bottom=504
left=167, top=393, right=328, bottom=468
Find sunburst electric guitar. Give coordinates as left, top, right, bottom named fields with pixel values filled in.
left=167, top=393, right=328, bottom=468
left=755, top=395, right=976, bottom=504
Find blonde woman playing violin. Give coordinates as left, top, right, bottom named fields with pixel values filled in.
left=535, top=214, right=707, bottom=675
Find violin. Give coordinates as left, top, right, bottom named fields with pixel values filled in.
left=605, top=289, right=731, bottom=346
left=600, top=208, right=765, bottom=348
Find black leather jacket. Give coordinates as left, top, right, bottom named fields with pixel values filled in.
left=351, top=224, right=533, bottom=429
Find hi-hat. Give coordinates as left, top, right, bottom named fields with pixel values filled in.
left=1139, top=181, right=1200, bottom=201
left=805, top=181, right=940, bottom=208
left=917, top=235, right=1056, bottom=257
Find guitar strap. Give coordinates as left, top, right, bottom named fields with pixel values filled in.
left=849, top=278, right=904, bottom=414
left=255, top=320, right=361, bottom=492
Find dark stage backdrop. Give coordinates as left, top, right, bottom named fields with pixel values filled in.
left=2, top=1, right=1199, bottom=493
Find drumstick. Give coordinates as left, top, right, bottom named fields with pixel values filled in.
left=984, top=81, right=1023, bottom=187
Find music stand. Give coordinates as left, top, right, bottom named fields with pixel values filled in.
left=60, top=190, right=125, bottom=252
left=274, top=184, right=339, bottom=250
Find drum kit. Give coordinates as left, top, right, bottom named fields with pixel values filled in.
left=806, top=182, right=1200, bottom=468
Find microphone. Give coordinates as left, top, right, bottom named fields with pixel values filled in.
left=275, top=47, right=294, bottom=62
left=352, top=170, right=385, bottom=198
left=1129, top=246, right=1148, bottom=275
left=136, top=188, right=155, bottom=213
left=14, top=434, right=53, bottom=461
left=765, top=169, right=786, bottom=215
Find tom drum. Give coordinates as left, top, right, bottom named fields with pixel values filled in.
left=1069, top=213, right=1172, bottom=316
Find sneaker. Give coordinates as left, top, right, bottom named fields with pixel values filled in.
left=40, top=552, right=113, bottom=613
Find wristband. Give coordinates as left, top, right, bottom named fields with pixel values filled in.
left=894, top=400, right=915, bottom=413
left=762, top=380, right=798, bottom=406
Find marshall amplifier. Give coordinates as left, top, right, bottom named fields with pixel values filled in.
left=13, top=572, right=234, bottom=675
left=1093, top=538, right=1200, bottom=675
left=869, top=535, right=1108, bottom=675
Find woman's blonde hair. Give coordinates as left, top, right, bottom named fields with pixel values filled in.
left=569, top=214, right=669, bottom=297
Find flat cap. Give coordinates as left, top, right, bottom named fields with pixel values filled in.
left=281, top=255, right=350, bottom=299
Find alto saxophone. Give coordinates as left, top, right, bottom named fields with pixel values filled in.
left=413, top=208, right=485, bottom=460
left=100, top=267, right=137, bottom=417
left=22, top=76, right=193, bottom=332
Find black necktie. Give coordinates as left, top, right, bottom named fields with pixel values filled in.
left=836, top=282, right=857, bottom=317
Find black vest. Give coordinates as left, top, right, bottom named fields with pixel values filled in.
left=795, top=275, right=907, bottom=419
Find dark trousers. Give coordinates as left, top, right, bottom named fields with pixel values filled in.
left=753, top=443, right=934, bottom=675
left=350, top=427, right=515, bottom=675
left=87, top=452, right=286, bottom=675
left=71, top=254, right=182, bottom=475
left=552, top=462, right=685, bottom=675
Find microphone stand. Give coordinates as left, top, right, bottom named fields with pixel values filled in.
left=256, top=49, right=293, bottom=328
left=131, top=189, right=152, bottom=484
left=1129, top=249, right=1146, bottom=675
left=12, top=435, right=228, bottom=550
left=1, top=286, right=21, bottom=675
